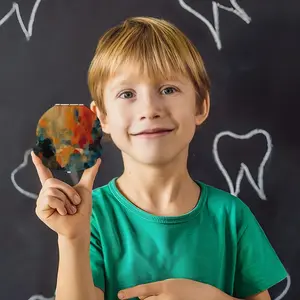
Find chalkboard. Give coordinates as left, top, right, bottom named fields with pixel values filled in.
left=1, top=0, right=299, bottom=299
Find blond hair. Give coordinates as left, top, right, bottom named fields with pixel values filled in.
left=88, top=16, right=210, bottom=114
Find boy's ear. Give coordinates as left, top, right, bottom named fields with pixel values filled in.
left=195, top=93, right=210, bottom=126
left=90, top=101, right=110, bottom=134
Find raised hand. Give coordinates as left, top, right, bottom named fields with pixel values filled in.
left=31, top=151, right=101, bottom=240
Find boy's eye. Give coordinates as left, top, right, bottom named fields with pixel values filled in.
left=161, top=87, right=177, bottom=95
left=119, top=91, right=134, bottom=99
left=118, top=87, right=177, bottom=99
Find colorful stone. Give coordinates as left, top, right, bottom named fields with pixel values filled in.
left=33, top=104, right=102, bottom=172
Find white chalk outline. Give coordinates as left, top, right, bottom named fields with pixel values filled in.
left=11, top=149, right=38, bottom=199
left=178, top=0, right=251, bottom=50
left=0, top=0, right=43, bottom=41
left=213, top=129, right=272, bottom=200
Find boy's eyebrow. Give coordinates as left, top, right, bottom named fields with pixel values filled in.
left=108, top=78, right=134, bottom=92
left=109, top=77, right=187, bottom=91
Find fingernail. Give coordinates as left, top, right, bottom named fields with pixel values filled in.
left=118, top=292, right=124, bottom=299
left=70, top=205, right=77, bottom=214
left=73, top=194, right=81, bottom=205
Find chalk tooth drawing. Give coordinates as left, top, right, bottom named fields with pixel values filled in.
left=213, top=129, right=272, bottom=200
left=11, top=149, right=38, bottom=199
left=0, top=0, right=43, bottom=41
left=178, top=0, right=251, bottom=50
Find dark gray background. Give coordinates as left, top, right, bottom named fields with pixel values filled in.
left=0, top=0, right=298, bottom=299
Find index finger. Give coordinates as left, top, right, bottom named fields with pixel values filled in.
left=31, top=151, right=53, bottom=186
left=118, top=282, right=162, bottom=300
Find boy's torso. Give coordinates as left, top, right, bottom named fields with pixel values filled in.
left=91, top=178, right=240, bottom=299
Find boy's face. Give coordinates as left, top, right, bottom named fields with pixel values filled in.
left=91, top=63, right=209, bottom=166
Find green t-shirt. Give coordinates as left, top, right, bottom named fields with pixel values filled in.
left=90, top=178, right=287, bottom=300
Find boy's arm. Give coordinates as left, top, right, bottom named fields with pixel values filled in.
left=55, top=235, right=104, bottom=300
left=95, top=287, right=104, bottom=300
left=233, top=200, right=287, bottom=298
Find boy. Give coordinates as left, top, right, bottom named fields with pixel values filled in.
left=32, top=16, right=287, bottom=300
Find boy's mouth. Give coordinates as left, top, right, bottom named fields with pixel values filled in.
left=131, top=128, right=174, bottom=137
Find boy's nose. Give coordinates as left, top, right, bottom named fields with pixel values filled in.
left=140, top=112, right=160, bottom=120
left=139, top=103, right=162, bottom=120
left=138, top=94, right=164, bottom=120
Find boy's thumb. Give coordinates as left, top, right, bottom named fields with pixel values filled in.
left=77, top=158, right=101, bottom=191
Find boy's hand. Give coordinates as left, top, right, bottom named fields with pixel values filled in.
left=118, top=278, right=233, bottom=300
left=31, top=151, right=101, bottom=240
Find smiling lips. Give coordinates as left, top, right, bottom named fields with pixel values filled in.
left=131, top=128, right=174, bottom=137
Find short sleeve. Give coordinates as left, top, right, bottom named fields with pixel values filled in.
left=90, top=208, right=106, bottom=292
left=233, top=203, right=288, bottom=298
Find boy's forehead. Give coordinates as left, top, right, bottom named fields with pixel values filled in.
left=107, top=63, right=188, bottom=87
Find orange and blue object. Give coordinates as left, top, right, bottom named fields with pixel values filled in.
left=33, top=104, right=102, bottom=172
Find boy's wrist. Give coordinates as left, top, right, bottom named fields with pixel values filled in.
left=57, top=233, right=90, bottom=250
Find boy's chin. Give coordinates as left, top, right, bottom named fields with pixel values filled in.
left=130, top=152, right=180, bottom=166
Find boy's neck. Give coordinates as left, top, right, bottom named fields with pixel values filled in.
left=116, top=151, right=201, bottom=216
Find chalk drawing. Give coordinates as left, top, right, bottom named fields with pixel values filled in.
left=11, top=148, right=38, bottom=199
left=0, top=0, right=42, bottom=40
left=213, top=129, right=272, bottom=200
left=178, top=0, right=251, bottom=50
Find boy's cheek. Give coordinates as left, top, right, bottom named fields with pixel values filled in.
left=108, top=125, right=132, bottom=145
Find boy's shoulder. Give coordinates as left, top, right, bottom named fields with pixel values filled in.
left=197, top=180, right=255, bottom=234
left=92, top=180, right=114, bottom=200
left=91, top=178, right=116, bottom=207
left=198, top=180, right=250, bottom=213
